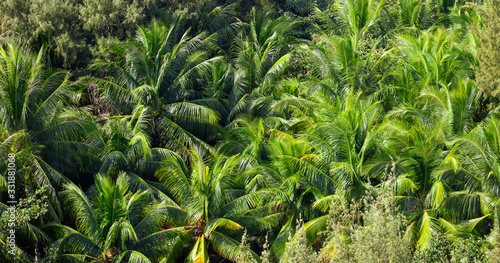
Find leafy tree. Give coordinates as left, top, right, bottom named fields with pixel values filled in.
left=0, top=0, right=173, bottom=68
left=0, top=186, right=49, bottom=262
left=282, top=218, right=318, bottom=263
left=319, top=185, right=411, bottom=263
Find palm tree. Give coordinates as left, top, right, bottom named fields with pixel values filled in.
left=43, top=172, right=186, bottom=262
left=246, top=135, right=333, bottom=261
left=95, top=104, right=179, bottom=178
left=397, top=0, right=442, bottom=29
left=308, top=4, right=387, bottom=95
left=227, top=8, right=296, bottom=121
left=448, top=115, right=500, bottom=230
left=155, top=148, right=278, bottom=262
left=91, top=17, right=223, bottom=152
left=217, top=115, right=269, bottom=162
left=0, top=43, right=96, bottom=223
left=179, top=1, right=244, bottom=48
left=378, top=116, right=450, bottom=248
left=336, top=0, right=385, bottom=37
left=392, top=26, right=476, bottom=93
left=369, top=80, right=483, bottom=248
left=306, top=92, right=384, bottom=201
left=370, top=25, right=476, bottom=111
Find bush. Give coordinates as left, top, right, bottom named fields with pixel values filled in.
left=413, top=236, right=453, bottom=263
left=473, top=0, right=500, bottom=99
left=319, top=186, right=412, bottom=263
left=283, top=218, right=318, bottom=263
left=451, top=237, right=486, bottom=263
left=413, top=235, right=486, bottom=263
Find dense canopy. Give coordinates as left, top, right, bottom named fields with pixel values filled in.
left=2, top=0, right=500, bottom=262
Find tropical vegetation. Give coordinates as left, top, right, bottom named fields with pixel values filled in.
left=1, top=0, right=500, bottom=262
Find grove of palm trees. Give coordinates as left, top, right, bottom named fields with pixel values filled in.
left=1, top=0, right=500, bottom=262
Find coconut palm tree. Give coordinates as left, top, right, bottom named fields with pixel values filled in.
left=308, top=4, right=387, bottom=95
left=180, top=1, right=244, bottom=48
left=91, top=17, right=223, bottom=152
left=95, top=104, right=180, bottom=179
left=447, top=115, right=500, bottom=232
left=217, top=115, right=269, bottom=162
left=397, top=0, right=442, bottom=29
left=369, top=79, right=483, bottom=248
left=42, top=172, right=187, bottom=262
left=369, top=24, right=477, bottom=112
left=246, top=135, right=333, bottom=261
left=0, top=43, right=96, bottom=223
left=227, top=8, right=296, bottom=121
left=155, top=148, right=279, bottom=262
left=306, top=92, right=384, bottom=201
left=393, top=26, right=476, bottom=93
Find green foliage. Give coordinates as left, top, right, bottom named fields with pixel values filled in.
left=0, top=186, right=49, bottom=262
left=473, top=0, right=500, bottom=99
left=413, top=235, right=487, bottom=263
left=282, top=218, right=318, bottom=263
left=278, top=0, right=319, bottom=16
left=319, top=185, right=412, bottom=263
left=350, top=191, right=412, bottom=263
left=1, top=0, right=500, bottom=262
left=0, top=186, right=48, bottom=230
left=260, top=234, right=271, bottom=263
left=485, top=246, right=500, bottom=263
left=451, top=237, right=486, bottom=263
left=484, top=211, right=500, bottom=263
left=0, top=0, right=171, bottom=68
left=413, top=235, right=453, bottom=263
left=236, top=229, right=259, bottom=263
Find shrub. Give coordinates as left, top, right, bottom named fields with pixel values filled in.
left=451, top=237, right=486, bottom=263
left=413, top=236, right=453, bottom=263
left=282, top=218, right=319, bottom=263
left=413, top=235, right=486, bottom=263
left=473, top=0, right=500, bottom=99
left=319, top=185, right=412, bottom=263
